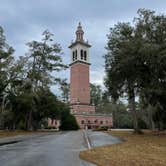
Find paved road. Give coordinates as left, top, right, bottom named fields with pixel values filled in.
left=0, top=131, right=95, bottom=166
left=86, top=131, right=122, bottom=147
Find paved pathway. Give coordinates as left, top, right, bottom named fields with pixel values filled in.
left=0, top=131, right=95, bottom=166
left=86, top=130, right=122, bottom=147
left=0, top=130, right=121, bottom=166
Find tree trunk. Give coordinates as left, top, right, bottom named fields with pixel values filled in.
left=148, top=105, right=155, bottom=131
left=26, top=111, right=32, bottom=131
left=128, top=84, right=140, bottom=133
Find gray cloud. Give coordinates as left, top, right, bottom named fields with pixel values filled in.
left=1, top=0, right=166, bottom=93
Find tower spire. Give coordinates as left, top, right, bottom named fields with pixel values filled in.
left=76, top=22, right=84, bottom=41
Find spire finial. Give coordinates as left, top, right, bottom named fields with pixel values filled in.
left=76, top=22, right=84, bottom=41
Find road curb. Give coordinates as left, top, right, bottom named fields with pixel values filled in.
left=0, top=140, right=22, bottom=146
left=82, top=130, right=91, bottom=149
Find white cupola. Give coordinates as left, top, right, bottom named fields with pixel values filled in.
left=69, top=22, right=91, bottom=65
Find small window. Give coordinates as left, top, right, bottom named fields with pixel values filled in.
left=84, top=51, right=87, bottom=60
left=81, top=49, right=83, bottom=60
left=100, top=121, right=103, bottom=124
left=73, top=51, right=75, bottom=61
left=75, top=50, right=77, bottom=60
left=81, top=120, right=84, bottom=124
left=94, top=120, right=98, bottom=123
left=88, top=120, right=90, bottom=124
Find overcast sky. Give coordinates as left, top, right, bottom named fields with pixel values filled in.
left=1, top=0, right=166, bottom=94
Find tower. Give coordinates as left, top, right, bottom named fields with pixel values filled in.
left=69, top=22, right=95, bottom=114
left=69, top=23, right=113, bottom=129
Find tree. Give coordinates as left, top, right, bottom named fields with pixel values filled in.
left=60, top=106, right=79, bottom=130
left=105, top=22, right=141, bottom=133
left=104, top=9, right=166, bottom=131
left=20, top=30, right=68, bottom=130
left=90, top=83, right=102, bottom=108
left=0, top=26, right=14, bottom=113
left=134, top=9, right=166, bottom=130
left=26, top=30, right=67, bottom=89
left=58, top=79, right=70, bottom=103
left=0, top=29, right=69, bottom=130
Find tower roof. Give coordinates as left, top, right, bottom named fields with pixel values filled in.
left=76, top=22, right=84, bottom=41
left=68, top=22, right=91, bottom=48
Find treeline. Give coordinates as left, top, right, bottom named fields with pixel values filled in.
left=0, top=28, right=78, bottom=130
left=104, top=9, right=166, bottom=132
left=90, top=84, right=134, bottom=129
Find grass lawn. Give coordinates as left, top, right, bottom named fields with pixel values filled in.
left=80, top=130, right=166, bottom=166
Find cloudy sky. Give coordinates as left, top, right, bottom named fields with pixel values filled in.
left=1, top=0, right=166, bottom=94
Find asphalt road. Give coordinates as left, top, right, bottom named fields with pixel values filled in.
left=0, top=131, right=95, bottom=166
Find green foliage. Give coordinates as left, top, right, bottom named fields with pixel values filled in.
left=60, top=109, right=79, bottom=130
left=0, top=28, right=68, bottom=130
left=138, top=118, right=147, bottom=129
left=90, top=83, right=102, bottom=108
left=104, top=9, right=166, bottom=131
left=46, top=126, right=57, bottom=129
left=57, top=79, right=69, bottom=103
left=100, top=102, right=133, bottom=128
left=0, top=26, right=14, bottom=112
left=26, top=30, right=68, bottom=89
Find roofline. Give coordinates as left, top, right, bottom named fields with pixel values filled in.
left=68, top=41, right=91, bottom=48
left=73, top=113, right=112, bottom=117
left=69, top=60, right=91, bottom=66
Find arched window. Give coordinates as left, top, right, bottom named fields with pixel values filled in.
left=81, top=49, right=83, bottom=60
left=75, top=50, right=77, bottom=60
left=94, top=120, right=98, bottom=123
left=84, top=51, right=87, bottom=60
left=72, top=51, right=75, bottom=61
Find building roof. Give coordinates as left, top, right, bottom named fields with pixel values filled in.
left=68, top=40, right=91, bottom=48
left=68, top=22, right=91, bottom=48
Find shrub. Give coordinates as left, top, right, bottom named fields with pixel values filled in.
left=46, top=126, right=57, bottom=129
left=60, top=110, right=79, bottom=130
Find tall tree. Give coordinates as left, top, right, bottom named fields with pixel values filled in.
left=105, top=9, right=166, bottom=131
left=0, top=26, right=14, bottom=113
left=105, top=22, right=141, bottom=132
left=90, top=83, right=102, bottom=108
left=26, top=30, right=67, bottom=90
left=58, top=79, right=70, bottom=103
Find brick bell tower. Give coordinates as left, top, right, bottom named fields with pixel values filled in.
left=69, top=22, right=95, bottom=114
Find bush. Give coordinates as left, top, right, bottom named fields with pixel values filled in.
left=60, top=110, right=79, bottom=130
left=138, top=118, right=148, bottom=129
left=17, top=120, right=26, bottom=130
left=46, top=126, right=57, bottom=129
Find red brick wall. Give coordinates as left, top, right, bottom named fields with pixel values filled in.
left=70, top=63, right=90, bottom=104
left=71, top=104, right=95, bottom=114
left=75, top=114, right=113, bottom=129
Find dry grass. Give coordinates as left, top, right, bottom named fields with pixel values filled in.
left=0, top=130, right=43, bottom=138
left=80, top=130, right=166, bottom=166
left=0, top=130, right=56, bottom=138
